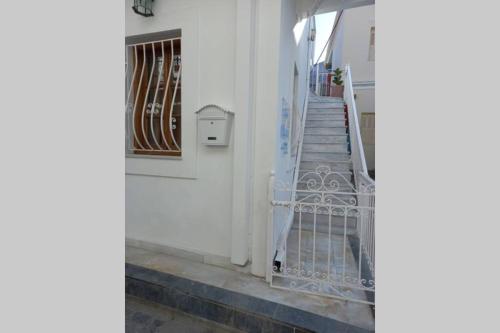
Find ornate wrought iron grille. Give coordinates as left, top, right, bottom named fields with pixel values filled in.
left=125, top=37, right=182, bottom=156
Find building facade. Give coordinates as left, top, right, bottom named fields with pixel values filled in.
left=125, top=0, right=316, bottom=277
left=324, top=4, right=375, bottom=171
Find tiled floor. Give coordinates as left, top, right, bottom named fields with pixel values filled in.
left=126, top=245, right=374, bottom=331
left=126, top=294, right=243, bottom=333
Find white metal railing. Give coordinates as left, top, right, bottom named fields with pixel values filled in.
left=273, top=19, right=315, bottom=265
left=314, top=71, right=334, bottom=96
left=344, top=64, right=375, bottom=281
left=268, top=64, right=375, bottom=304
left=270, top=165, right=375, bottom=304
left=125, top=37, right=182, bottom=156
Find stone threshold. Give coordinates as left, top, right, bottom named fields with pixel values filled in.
left=126, top=263, right=374, bottom=333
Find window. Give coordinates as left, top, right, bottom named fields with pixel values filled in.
left=125, top=37, right=182, bottom=156
left=368, top=26, right=375, bottom=61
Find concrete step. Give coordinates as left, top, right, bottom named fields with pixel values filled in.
left=303, top=134, right=348, bottom=144
left=308, top=96, right=343, bottom=102
left=297, top=171, right=354, bottom=184
left=305, top=120, right=346, bottom=128
left=300, top=160, right=352, bottom=171
left=304, top=127, right=347, bottom=135
left=296, top=182, right=355, bottom=193
left=306, top=114, right=346, bottom=121
left=295, top=190, right=357, bottom=203
left=126, top=264, right=328, bottom=333
left=126, top=247, right=375, bottom=333
left=307, top=108, right=345, bottom=114
left=301, top=152, right=350, bottom=162
left=308, top=103, right=344, bottom=109
left=298, top=169, right=352, bottom=178
left=302, top=143, right=348, bottom=153
left=292, top=212, right=357, bottom=234
left=126, top=295, right=242, bottom=333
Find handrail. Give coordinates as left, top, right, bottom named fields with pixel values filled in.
left=344, top=65, right=375, bottom=281
left=274, top=18, right=315, bottom=262
left=344, top=64, right=370, bottom=180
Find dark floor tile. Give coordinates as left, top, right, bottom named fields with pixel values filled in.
left=261, top=320, right=296, bottom=333
left=231, top=309, right=263, bottom=333
left=200, top=301, right=235, bottom=327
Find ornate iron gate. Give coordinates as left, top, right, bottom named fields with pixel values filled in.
left=269, top=166, right=375, bottom=305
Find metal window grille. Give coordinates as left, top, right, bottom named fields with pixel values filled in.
left=125, top=37, right=182, bottom=156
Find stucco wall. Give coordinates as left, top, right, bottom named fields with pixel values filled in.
left=125, top=0, right=313, bottom=275
left=343, top=5, right=375, bottom=171
left=354, top=88, right=375, bottom=170
left=125, top=0, right=236, bottom=258
left=330, top=5, right=375, bottom=171
left=272, top=0, right=314, bottom=253
left=341, top=5, right=375, bottom=83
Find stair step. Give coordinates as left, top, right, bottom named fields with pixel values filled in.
left=296, top=183, right=355, bottom=192
left=292, top=212, right=357, bottom=234
left=301, top=152, right=350, bottom=162
left=297, top=171, right=354, bottom=183
left=126, top=264, right=351, bottom=333
left=302, top=143, right=348, bottom=153
left=306, top=120, right=346, bottom=127
left=300, top=160, right=352, bottom=171
left=308, top=103, right=344, bottom=109
left=308, top=96, right=343, bottom=102
left=306, top=114, right=346, bottom=121
left=295, top=195, right=358, bottom=210
left=303, top=134, right=348, bottom=144
left=298, top=169, right=352, bottom=178
left=307, top=108, right=345, bottom=113
left=304, top=127, right=347, bottom=135
left=291, top=224, right=357, bottom=236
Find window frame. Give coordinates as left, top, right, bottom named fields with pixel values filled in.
left=125, top=30, right=183, bottom=158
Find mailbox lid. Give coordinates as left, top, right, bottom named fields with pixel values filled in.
left=195, top=104, right=233, bottom=119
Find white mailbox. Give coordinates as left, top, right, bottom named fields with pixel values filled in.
left=196, top=105, right=234, bottom=146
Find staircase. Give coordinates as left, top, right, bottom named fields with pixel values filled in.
left=294, top=95, right=357, bottom=234
left=274, top=94, right=368, bottom=301
left=271, top=65, right=374, bottom=307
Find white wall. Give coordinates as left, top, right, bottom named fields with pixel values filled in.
left=125, top=0, right=236, bottom=258
left=341, top=5, right=375, bottom=83
left=342, top=5, right=375, bottom=171
left=329, top=5, right=375, bottom=171
left=330, top=14, right=345, bottom=71
left=354, top=88, right=375, bottom=170
left=271, top=1, right=314, bottom=257
left=125, top=0, right=313, bottom=277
